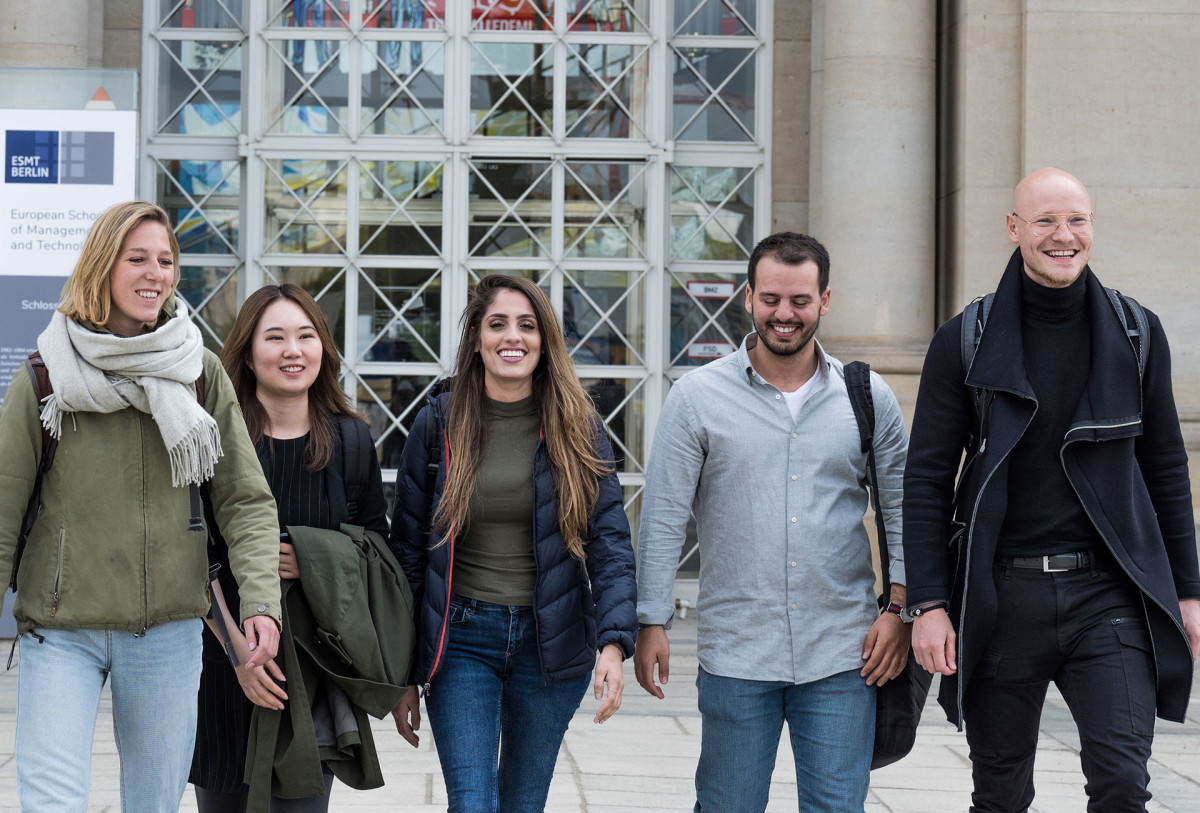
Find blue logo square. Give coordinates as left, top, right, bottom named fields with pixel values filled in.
left=6, top=130, right=58, bottom=184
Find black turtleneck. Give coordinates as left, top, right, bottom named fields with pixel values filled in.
left=996, top=269, right=1104, bottom=558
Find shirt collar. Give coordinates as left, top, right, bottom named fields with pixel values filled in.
left=739, top=333, right=829, bottom=390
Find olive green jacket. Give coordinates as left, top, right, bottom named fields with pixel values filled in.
left=0, top=346, right=282, bottom=635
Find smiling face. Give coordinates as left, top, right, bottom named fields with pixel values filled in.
left=475, top=288, right=543, bottom=401
left=745, top=256, right=830, bottom=358
left=1007, top=168, right=1094, bottom=288
left=106, top=220, right=175, bottom=337
left=249, top=298, right=323, bottom=401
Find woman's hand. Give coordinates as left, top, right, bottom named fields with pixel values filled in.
left=235, top=658, right=288, bottom=710
left=592, top=644, right=625, bottom=724
left=278, top=540, right=300, bottom=580
left=391, top=686, right=421, bottom=747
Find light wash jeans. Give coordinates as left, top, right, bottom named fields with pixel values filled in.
left=694, top=665, right=876, bottom=813
left=15, top=619, right=204, bottom=812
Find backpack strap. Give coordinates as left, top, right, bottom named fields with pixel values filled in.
left=424, top=403, right=441, bottom=494
left=844, top=361, right=891, bottom=598
left=335, top=414, right=371, bottom=522
left=188, top=371, right=207, bottom=531
left=12, top=353, right=57, bottom=592
left=1104, top=288, right=1150, bottom=383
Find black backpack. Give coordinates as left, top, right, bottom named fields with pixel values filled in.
left=958, top=288, right=1149, bottom=454
left=843, top=360, right=933, bottom=770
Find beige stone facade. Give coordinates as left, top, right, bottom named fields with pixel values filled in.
left=3, top=0, right=1197, bottom=512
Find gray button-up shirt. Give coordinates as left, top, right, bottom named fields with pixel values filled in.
left=637, top=337, right=908, bottom=684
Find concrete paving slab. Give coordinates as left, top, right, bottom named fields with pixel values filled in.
left=1, top=610, right=1200, bottom=811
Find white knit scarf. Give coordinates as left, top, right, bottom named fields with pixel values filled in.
left=36, top=296, right=223, bottom=487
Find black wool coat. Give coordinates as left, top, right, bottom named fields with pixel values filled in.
left=389, top=391, right=637, bottom=689
left=903, top=249, right=1199, bottom=727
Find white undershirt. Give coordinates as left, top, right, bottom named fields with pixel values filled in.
left=753, top=357, right=826, bottom=422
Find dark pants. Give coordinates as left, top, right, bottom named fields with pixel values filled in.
left=963, top=557, right=1156, bottom=813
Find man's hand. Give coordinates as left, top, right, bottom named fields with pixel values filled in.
left=634, top=625, right=670, bottom=699
left=861, top=612, right=911, bottom=686
left=392, top=686, right=421, bottom=747
left=592, top=644, right=625, bottom=723
left=278, top=540, right=300, bottom=580
left=1180, top=599, right=1200, bottom=661
left=243, top=615, right=280, bottom=668
left=911, top=608, right=957, bottom=675
left=235, top=659, right=288, bottom=710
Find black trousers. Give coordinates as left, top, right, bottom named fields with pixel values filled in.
left=962, top=557, right=1156, bottom=813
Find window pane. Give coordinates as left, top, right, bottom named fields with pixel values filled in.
left=178, top=264, right=240, bottom=350
left=579, top=376, right=647, bottom=474
left=673, top=0, right=756, bottom=36
left=357, top=267, right=442, bottom=363
left=470, top=42, right=553, bottom=137
left=360, top=41, right=446, bottom=136
left=356, top=373, right=439, bottom=468
left=468, top=161, right=553, bottom=257
left=359, top=160, right=444, bottom=256
left=670, top=166, right=755, bottom=261
left=673, top=47, right=755, bottom=142
left=157, top=160, right=241, bottom=255
left=668, top=270, right=750, bottom=367
left=264, top=159, right=349, bottom=254
left=564, top=268, right=646, bottom=364
left=157, top=40, right=242, bottom=135
left=565, top=43, right=650, bottom=140
left=264, top=38, right=350, bottom=135
left=470, top=0, right=553, bottom=32
left=160, top=0, right=243, bottom=29
left=568, top=0, right=650, bottom=33
left=564, top=162, right=647, bottom=259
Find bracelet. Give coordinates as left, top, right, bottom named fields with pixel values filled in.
left=883, top=602, right=904, bottom=617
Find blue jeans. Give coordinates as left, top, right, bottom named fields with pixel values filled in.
left=15, top=620, right=204, bottom=812
left=424, top=596, right=590, bottom=813
left=695, top=665, right=875, bottom=813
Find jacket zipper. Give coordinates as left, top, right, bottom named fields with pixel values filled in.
left=422, top=428, right=453, bottom=697
left=49, top=528, right=65, bottom=617
left=531, top=427, right=547, bottom=682
left=1059, top=433, right=1186, bottom=656
left=1063, top=418, right=1142, bottom=437
left=956, top=391, right=1035, bottom=727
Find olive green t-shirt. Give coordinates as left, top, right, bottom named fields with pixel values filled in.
left=453, top=395, right=539, bottom=606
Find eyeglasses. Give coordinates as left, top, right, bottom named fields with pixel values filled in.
left=1010, top=211, right=1095, bottom=237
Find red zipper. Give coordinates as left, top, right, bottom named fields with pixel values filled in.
left=423, top=429, right=453, bottom=694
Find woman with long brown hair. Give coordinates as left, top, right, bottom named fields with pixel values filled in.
left=390, top=274, right=636, bottom=811
left=190, top=283, right=395, bottom=812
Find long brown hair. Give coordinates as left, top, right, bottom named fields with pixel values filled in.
left=433, top=275, right=613, bottom=558
left=59, top=201, right=181, bottom=327
left=220, top=284, right=361, bottom=470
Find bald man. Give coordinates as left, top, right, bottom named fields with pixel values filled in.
left=902, top=168, right=1200, bottom=812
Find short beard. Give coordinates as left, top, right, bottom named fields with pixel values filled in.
left=756, top=317, right=819, bottom=358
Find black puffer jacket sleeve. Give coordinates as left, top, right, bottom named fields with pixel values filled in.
left=583, top=422, right=637, bottom=659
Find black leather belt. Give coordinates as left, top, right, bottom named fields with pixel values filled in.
left=1007, top=552, right=1091, bottom=572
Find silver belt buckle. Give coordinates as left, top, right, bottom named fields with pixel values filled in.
left=1042, top=555, right=1068, bottom=573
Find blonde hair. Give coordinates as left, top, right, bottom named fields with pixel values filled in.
left=434, top=275, right=613, bottom=559
left=58, top=201, right=181, bottom=326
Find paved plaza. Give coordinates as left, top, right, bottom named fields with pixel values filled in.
left=1, top=611, right=1199, bottom=811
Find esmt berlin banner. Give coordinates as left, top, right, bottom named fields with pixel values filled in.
left=0, top=107, right=136, bottom=398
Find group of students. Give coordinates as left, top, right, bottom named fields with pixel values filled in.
left=0, top=201, right=636, bottom=812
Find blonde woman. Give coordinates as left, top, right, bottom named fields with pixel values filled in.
left=390, top=274, right=636, bottom=812
left=0, top=201, right=281, bottom=811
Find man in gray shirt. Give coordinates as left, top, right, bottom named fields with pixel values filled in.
left=634, top=232, right=910, bottom=812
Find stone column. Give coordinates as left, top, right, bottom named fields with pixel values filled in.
left=0, top=1, right=96, bottom=67
left=818, top=0, right=937, bottom=372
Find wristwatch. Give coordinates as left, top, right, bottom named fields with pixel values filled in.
left=901, top=600, right=948, bottom=623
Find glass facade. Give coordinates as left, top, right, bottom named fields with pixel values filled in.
left=143, top=0, right=769, bottom=561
